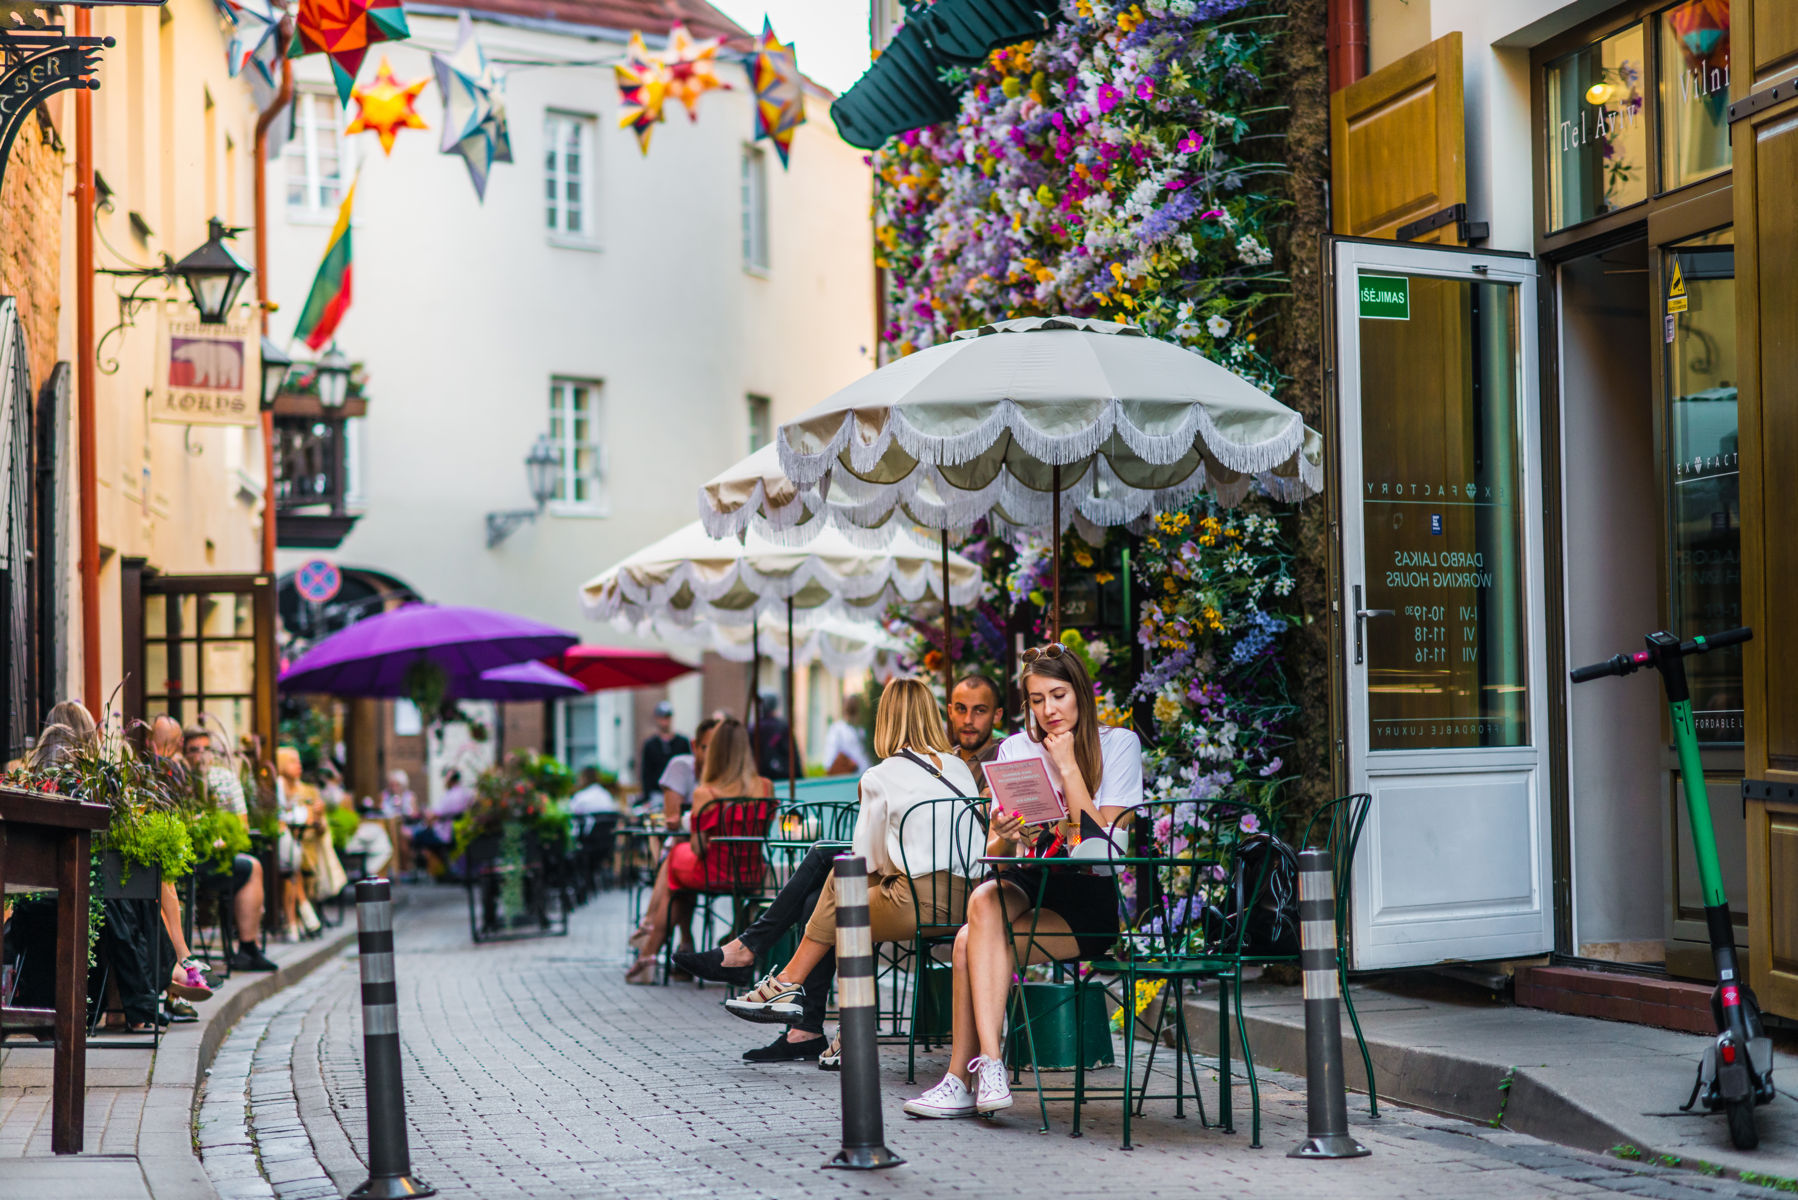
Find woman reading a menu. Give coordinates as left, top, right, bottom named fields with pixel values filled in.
left=904, top=642, right=1143, bottom=1120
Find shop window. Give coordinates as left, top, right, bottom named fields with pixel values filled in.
left=1658, top=1, right=1731, bottom=191
left=1544, top=23, right=1648, bottom=231
left=1664, top=229, right=1740, bottom=743
left=548, top=378, right=606, bottom=513
left=284, top=89, right=353, bottom=217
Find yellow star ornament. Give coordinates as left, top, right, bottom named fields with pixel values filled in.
left=346, top=56, right=429, bottom=155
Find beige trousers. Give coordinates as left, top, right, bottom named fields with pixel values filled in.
left=803, top=869, right=968, bottom=945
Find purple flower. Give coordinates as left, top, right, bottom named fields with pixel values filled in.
left=1096, top=84, right=1122, bottom=113
left=1238, top=812, right=1260, bottom=834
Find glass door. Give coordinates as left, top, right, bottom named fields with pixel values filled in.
left=1334, top=239, right=1553, bottom=969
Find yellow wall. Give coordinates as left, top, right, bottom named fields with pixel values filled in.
left=57, top=0, right=267, bottom=706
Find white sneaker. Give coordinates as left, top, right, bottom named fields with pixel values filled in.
left=903, top=1073, right=976, bottom=1119
left=970, top=1055, right=1012, bottom=1114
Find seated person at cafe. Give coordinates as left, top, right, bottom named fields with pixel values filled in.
left=624, top=718, right=772, bottom=984
left=409, top=768, right=474, bottom=876
left=947, top=673, right=1003, bottom=790
left=180, top=723, right=277, bottom=972
left=678, top=678, right=984, bottom=1064
left=904, top=644, right=1141, bottom=1119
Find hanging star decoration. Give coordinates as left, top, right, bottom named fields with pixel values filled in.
left=432, top=11, right=513, bottom=199
left=662, top=23, right=728, bottom=122
left=213, top=0, right=282, bottom=87
left=288, top=0, right=412, bottom=107
left=614, top=31, right=671, bottom=154
left=750, top=19, right=805, bottom=169
left=346, top=55, right=428, bottom=154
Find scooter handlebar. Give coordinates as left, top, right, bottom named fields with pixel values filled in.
left=1695, top=626, right=1753, bottom=651
left=1570, top=655, right=1634, bottom=683
left=1570, top=627, right=1753, bottom=684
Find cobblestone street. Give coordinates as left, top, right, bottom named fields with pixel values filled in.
left=191, top=886, right=1785, bottom=1200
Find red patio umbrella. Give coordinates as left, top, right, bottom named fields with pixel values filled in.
left=547, top=645, right=697, bottom=693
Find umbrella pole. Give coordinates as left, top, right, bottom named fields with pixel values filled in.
left=747, top=615, right=759, bottom=732
left=1051, top=465, right=1062, bottom=643
left=941, top=530, right=952, bottom=712
left=786, top=597, right=797, bottom=804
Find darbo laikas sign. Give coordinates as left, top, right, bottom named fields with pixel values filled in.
left=152, top=306, right=262, bottom=427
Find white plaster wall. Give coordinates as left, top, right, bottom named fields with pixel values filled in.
left=266, top=10, right=874, bottom=641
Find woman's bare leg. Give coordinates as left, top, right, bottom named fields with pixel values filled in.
left=948, top=925, right=978, bottom=1082
left=630, top=861, right=677, bottom=966
left=957, top=880, right=1080, bottom=1076
left=159, top=882, right=194, bottom=965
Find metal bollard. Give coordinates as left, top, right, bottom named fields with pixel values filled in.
left=823, top=856, right=904, bottom=1170
left=350, top=879, right=436, bottom=1199
left=1288, top=849, right=1370, bottom=1161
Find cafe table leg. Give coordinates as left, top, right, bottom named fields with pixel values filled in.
left=52, top=829, right=90, bottom=1154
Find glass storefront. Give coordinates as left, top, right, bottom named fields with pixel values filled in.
left=1358, top=273, right=1529, bottom=751
left=1658, top=0, right=1731, bottom=190
left=1545, top=23, right=1648, bottom=229
left=1664, top=230, right=1741, bottom=742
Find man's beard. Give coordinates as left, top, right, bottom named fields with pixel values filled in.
left=955, top=728, right=989, bottom=751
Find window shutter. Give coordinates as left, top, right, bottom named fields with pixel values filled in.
left=1330, top=33, right=1468, bottom=244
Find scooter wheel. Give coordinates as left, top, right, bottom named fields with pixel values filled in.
left=1727, top=1099, right=1760, bottom=1150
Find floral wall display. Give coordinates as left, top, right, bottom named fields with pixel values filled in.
left=872, top=0, right=1286, bottom=383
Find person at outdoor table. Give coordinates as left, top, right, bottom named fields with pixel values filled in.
left=947, top=673, right=1003, bottom=790
left=680, top=677, right=983, bottom=1065
left=904, top=643, right=1143, bottom=1119
left=751, top=692, right=800, bottom=781
left=652, top=715, right=720, bottom=828
left=820, top=694, right=872, bottom=775
left=409, top=767, right=474, bottom=875
left=567, top=766, right=619, bottom=815
left=170, top=723, right=276, bottom=971
left=378, top=769, right=417, bottom=875
left=624, top=718, right=772, bottom=985
left=636, top=700, right=690, bottom=806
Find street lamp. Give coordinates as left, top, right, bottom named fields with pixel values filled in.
left=259, top=337, right=293, bottom=411
left=485, top=434, right=562, bottom=548
left=169, top=217, right=253, bottom=324
left=315, top=344, right=350, bottom=409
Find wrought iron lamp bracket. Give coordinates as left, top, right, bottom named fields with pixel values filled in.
left=484, top=508, right=540, bottom=549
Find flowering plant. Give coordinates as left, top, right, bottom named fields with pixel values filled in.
left=873, top=0, right=1284, bottom=382
left=452, top=751, right=574, bottom=858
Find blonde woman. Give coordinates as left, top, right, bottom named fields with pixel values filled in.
left=625, top=718, right=773, bottom=984
left=683, top=677, right=983, bottom=1065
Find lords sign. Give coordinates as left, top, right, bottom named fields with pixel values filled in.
left=152, top=305, right=262, bottom=427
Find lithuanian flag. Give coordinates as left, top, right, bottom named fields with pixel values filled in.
left=293, top=180, right=354, bottom=351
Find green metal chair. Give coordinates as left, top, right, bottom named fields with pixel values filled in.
left=1241, top=792, right=1377, bottom=1115
left=895, top=797, right=988, bottom=1082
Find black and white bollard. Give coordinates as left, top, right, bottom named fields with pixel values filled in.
left=350, top=879, right=436, bottom=1199
left=823, top=855, right=903, bottom=1170
left=1289, top=849, right=1370, bottom=1161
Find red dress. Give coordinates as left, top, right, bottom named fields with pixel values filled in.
left=668, top=790, right=775, bottom=892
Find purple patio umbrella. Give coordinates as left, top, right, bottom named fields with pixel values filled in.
left=279, top=603, right=578, bottom=696
left=459, top=660, right=586, bottom=700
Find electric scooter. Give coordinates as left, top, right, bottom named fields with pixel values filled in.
left=1571, top=626, right=1774, bottom=1150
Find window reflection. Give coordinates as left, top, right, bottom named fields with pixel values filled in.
left=1546, top=23, right=1648, bottom=230
left=1659, top=0, right=1731, bottom=190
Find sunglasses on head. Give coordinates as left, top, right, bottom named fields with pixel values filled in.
left=1021, top=642, right=1067, bottom=666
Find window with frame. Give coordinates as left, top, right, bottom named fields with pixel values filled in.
left=740, top=144, right=770, bottom=271
left=544, top=111, right=596, bottom=239
left=548, top=378, right=605, bottom=511
left=285, top=89, right=353, bottom=216
left=747, top=393, right=772, bottom=453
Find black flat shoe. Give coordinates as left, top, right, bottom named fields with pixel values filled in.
left=673, top=947, right=755, bottom=988
left=742, top=1032, right=825, bottom=1063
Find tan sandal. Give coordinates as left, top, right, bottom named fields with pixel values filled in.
left=624, top=959, right=657, bottom=986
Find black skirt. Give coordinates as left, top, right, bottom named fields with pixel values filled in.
left=998, top=864, right=1120, bottom=960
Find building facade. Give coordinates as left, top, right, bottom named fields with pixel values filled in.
left=265, top=0, right=874, bottom=790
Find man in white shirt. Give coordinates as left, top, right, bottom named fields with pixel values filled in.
left=568, top=766, right=620, bottom=815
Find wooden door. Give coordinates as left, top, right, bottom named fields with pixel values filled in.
left=1330, top=33, right=1467, bottom=244
left=1733, top=1, right=1798, bottom=1016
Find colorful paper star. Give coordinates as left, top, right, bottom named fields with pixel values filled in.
left=346, top=55, right=428, bottom=154
left=214, top=0, right=282, bottom=87
left=663, top=22, right=728, bottom=122
left=751, top=19, right=805, bottom=168
left=288, top=0, right=412, bottom=107
left=432, top=12, right=513, bottom=199
left=614, top=31, right=670, bottom=154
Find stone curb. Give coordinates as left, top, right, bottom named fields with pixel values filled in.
left=137, top=927, right=358, bottom=1200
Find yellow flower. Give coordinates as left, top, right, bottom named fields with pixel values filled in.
left=1000, top=76, right=1021, bottom=99
left=1095, top=571, right=1115, bottom=584
left=1153, top=694, right=1182, bottom=724
left=1162, top=577, right=1177, bottom=594
left=1073, top=548, right=1094, bottom=568
left=1224, top=526, right=1240, bottom=540
left=1145, top=535, right=1160, bottom=550
left=1035, top=183, right=1056, bottom=206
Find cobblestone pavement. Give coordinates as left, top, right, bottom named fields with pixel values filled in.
left=200, top=886, right=1789, bottom=1200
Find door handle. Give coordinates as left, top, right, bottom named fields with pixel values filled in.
left=1352, top=585, right=1393, bottom=665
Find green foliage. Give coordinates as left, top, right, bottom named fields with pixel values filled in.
left=277, top=704, right=334, bottom=773
left=1610, top=1144, right=1643, bottom=1161
left=325, top=803, right=362, bottom=852
left=111, top=808, right=196, bottom=882
left=187, top=806, right=251, bottom=873
left=1741, top=1172, right=1798, bottom=1193
left=451, top=751, right=575, bottom=858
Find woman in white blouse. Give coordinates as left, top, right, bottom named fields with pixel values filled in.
left=905, top=643, right=1144, bottom=1120
left=679, top=677, right=984, bottom=1064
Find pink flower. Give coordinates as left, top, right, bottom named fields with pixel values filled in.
left=1096, top=84, right=1121, bottom=114
left=1178, top=130, right=1204, bottom=153
left=1238, top=812, right=1261, bottom=834
left=1135, top=79, right=1154, bottom=101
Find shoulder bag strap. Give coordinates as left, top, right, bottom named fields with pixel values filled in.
left=896, top=748, right=966, bottom=798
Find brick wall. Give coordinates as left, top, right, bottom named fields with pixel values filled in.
left=499, top=701, right=546, bottom=755
left=0, top=105, right=64, bottom=389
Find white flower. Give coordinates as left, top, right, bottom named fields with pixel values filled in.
left=1235, top=235, right=1273, bottom=266
left=1206, top=315, right=1231, bottom=338
left=1273, top=575, right=1295, bottom=596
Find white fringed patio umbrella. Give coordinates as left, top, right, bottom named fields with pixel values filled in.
left=705, top=315, right=1324, bottom=638
left=580, top=521, right=980, bottom=798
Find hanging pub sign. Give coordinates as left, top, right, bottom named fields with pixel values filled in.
left=151, top=303, right=262, bottom=427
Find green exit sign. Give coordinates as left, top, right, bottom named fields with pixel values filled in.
left=1358, top=274, right=1410, bottom=320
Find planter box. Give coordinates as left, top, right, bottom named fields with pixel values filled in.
left=100, top=851, right=161, bottom=901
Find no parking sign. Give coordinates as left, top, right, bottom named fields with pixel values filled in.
left=295, top=559, right=341, bottom=605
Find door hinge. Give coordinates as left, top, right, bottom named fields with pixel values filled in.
left=1397, top=202, right=1489, bottom=246
left=1729, top=78, right=1798, bottom=125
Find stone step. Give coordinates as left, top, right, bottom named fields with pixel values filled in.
left=1513, top=965, right=1715, bottom=1034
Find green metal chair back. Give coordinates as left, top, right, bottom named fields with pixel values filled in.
left=895, top=797, right=989, bottom=930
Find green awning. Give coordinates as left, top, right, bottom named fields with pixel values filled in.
left=831, top=0, right=1058, bottom=151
